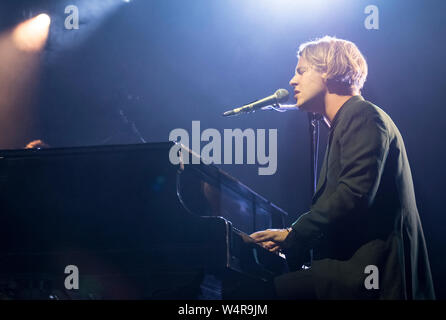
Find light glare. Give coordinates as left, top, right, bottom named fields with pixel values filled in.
left=12, top=13, right=51, bottom=52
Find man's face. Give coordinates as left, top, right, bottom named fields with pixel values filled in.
left=289, top=57, right=327, bottom=112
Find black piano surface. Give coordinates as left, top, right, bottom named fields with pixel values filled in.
left=0, top=142, right=288, bottom=299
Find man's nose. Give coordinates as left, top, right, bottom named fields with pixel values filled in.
left=289, top=75, right=298, bottom=87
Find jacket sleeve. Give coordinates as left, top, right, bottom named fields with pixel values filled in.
left=283, top=109, right=390, bottom=267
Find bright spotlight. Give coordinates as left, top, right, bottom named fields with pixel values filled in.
left=12, top=13, right=51, bottom=52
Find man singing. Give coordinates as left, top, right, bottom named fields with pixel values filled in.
left=250, top=36, right=435, bottom=299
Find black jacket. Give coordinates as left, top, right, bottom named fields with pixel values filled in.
left=284, top=96, right=435, bottom=299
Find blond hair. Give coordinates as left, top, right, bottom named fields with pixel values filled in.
left=298, top=36, right=368, bottom=94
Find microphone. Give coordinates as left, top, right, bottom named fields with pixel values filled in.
left=222, top=89, right=289, bottom=117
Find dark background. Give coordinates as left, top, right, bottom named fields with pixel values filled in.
left=0, top=0, right=445, bottom=298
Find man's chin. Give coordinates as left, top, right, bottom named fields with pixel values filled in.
left=296, top=100, right=311, bottom=112
left=297, top=97, right=322, bottom=113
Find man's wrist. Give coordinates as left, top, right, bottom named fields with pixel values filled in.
left=282, top=227, right=295, bottom=251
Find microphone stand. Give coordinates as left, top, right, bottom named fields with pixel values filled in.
left=308, top=112, right=321, bottom=194
left=118, top=109, right=146, bottom=143
left=306, top=112, right=321, bottom=267
left=101, top=108, right=147, bottom=144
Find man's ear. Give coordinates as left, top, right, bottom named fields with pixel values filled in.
left=321, top=73, right=328, bottom=82
left=321, top=74, right=330, bottom=90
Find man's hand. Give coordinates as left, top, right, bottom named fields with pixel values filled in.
left=250, top=228, right=290, bottom=253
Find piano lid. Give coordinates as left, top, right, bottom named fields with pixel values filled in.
left=175, top=143, right=287, bottom=234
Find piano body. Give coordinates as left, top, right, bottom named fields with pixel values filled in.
left=0, top=142, right=288, bottom=299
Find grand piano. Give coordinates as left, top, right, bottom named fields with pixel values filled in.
left=0, top=142, right=288, bottom=299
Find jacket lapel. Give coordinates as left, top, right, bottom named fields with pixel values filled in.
left=312, top=130, right=333, bottom=204
left=311, top=96, right=363, bottom=204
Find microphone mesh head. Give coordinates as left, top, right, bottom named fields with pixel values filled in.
left=274, top=89, right=289, bottom=103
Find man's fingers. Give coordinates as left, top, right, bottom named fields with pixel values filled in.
left=250, top=229, right=287, bottom=244
left=250, top=231, right=266, bottom=239
left=263, top=243, right=280, bottom=253
left=263, top=241, right=276, bottom=249
left=250, top=231, right=271, bottom=242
